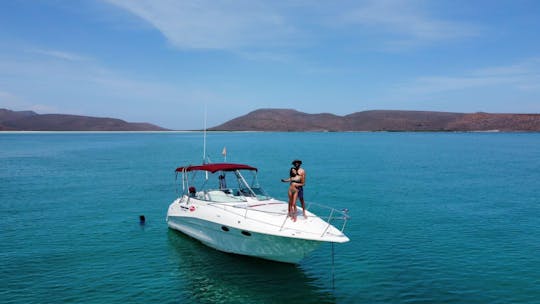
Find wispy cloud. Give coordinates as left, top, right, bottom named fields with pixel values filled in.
left=0, top=89, right=21, bottom=107
left=236, top=51, right=294, bottom=63
left=334, top=0, right=480, bottom=49
left=400, top=58, right=540, bottom=95
left=27, top=49, right=91, bottom=61
left=0, top=48, right=230, bottom=128
left=104, top=0, right=296, bottom=50
left=0, top=89, right=62, bottom=113
left=103, top=0, right=479, bottom=53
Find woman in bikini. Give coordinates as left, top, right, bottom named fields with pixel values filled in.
left=282, top=166, right=302, bottom=221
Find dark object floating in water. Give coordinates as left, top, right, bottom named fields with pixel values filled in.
left=139, top=215, right=146, bottom=224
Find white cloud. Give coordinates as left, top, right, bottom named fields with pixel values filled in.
left=398, top=58, right=540, bottom=95
left=103, top=0, right=295, bottom=50
left=473, top=58, right=540, bottom=78
left=338, top=0, right=479, bottom=48
left=102, top=0, right=479, bottom=53
left=0, top=49, right=231, bottom=128
left=0, top=90, right=21, bottom=108
left=27, top=49, right=91, bottom=62
left=0, top=89, right=62, bottom=113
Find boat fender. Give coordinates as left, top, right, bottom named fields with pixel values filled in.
left=189, top=206, right=196, bottom=212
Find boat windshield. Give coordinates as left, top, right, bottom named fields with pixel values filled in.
left=178, top=166, right=270, bottom=201
left=250, top=186, right=271, bottom=200
left=234, top=170, right=271, bottom=200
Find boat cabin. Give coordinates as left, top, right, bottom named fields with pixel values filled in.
left=175, top=163, right=271, bottom=202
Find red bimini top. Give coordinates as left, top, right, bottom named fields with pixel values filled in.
left=175, top=163, right=258, bottom=173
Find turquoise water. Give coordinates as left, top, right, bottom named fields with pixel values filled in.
left=1, top=132, right=539, bottom=303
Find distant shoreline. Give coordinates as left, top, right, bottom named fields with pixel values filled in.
left=0, top=130, right=195, bottom=134
left=2, top=130, right=539, bottom=134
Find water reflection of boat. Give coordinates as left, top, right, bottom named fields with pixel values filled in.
left=166, top=162, right=350, bottom=263
left=167, top=230, right=336, bottom=304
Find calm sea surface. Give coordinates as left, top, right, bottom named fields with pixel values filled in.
left=1, top=132, right=539, bottom=303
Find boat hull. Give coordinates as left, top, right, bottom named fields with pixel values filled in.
left=167, top=215, right=322, bottom=263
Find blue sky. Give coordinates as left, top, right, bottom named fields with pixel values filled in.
left=1, top=0, right=540, bottom=129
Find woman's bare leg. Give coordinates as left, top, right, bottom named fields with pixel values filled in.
left=287, top=187, right=294, bottom=217
left=291, top=188, right=298, bottom=221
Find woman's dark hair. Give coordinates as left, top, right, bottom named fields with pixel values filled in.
left=289, top=167, right=297, bottom=177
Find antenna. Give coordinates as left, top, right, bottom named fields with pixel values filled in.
left=203, top=105, right=207, bottom=164
left=203, top=105, right=209, bottom=180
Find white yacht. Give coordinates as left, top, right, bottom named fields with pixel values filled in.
left=166, top=162, right=349, bottom=263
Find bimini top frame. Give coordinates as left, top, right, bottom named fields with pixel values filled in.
left=175, top=163, right=257, bottom=173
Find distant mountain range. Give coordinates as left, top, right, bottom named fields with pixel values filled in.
left=0, top=109, right=168, bottom=131
left=2, top=108, right=539, bottom=132
left=210, top=109, right=540, bottom=132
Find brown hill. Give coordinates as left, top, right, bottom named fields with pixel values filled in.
left=0, top=109, right=168, bottom=131
left=447, top=112, right=540, bottom=131
left=210, top=109, right=540, bottom=132
left=343, top=110, right=464, bottom=131
left=210, top=109, right=346, bottom=131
